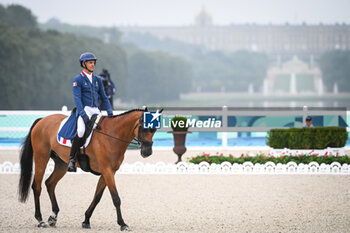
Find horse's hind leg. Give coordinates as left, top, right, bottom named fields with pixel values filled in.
left=45, top=150, right=68, bottom=227
left=82, top=176, right=106, bottom=229
left=32, top=150, right=50, bottom=228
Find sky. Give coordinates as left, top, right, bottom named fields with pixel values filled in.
left=1, top=0, right=350, bottom=26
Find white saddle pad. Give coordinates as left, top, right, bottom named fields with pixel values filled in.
left=57, top=114, right=102, bottom=148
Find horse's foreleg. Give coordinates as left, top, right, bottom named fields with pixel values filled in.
left=45, top=157, right=67, bottom=227
left=103, top=169, right=129, bottom=231
left=82, top=176, right=106, bottom=229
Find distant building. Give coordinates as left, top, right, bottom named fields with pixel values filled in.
left=265, top=56, right=323, bottom=95
left=121, top=7, right=350, bottom=58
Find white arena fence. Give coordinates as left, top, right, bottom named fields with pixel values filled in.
left=1, top=107, right=349, bottom=144
left=1, top=161, right=349, bottom=175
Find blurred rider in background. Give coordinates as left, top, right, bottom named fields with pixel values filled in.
left=99, top=68, right=116, bottom=110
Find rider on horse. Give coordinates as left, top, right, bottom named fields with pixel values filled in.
left=68, top=52, right=113, bottom=172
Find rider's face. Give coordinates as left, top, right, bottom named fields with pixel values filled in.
left=84, top=60, right=96, bottom=73
left=306, top=120, right=312, bottom=126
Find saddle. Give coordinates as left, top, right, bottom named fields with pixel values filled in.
left=82, top=114, right=99, bottom=145
left=78, top=114, right=101, bottom=175
left=57, top=113, right=101, bottom=148
left=57, top=112, right=102, bottom=175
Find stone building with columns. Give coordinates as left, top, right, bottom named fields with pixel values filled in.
left=120, top=7, right=350, bottom=58
left=120, top=7, right=350, bottom=99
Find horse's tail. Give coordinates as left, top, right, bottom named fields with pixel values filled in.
left=18, top=118, right=42, bottom=203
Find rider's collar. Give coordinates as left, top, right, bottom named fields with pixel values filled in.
left=81, top=71, right=93, bottom=82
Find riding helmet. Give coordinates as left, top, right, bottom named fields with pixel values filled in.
left=79, top=52, right=97, bottom=63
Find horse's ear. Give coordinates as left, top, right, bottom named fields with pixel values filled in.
left=145, top=107, right=148, bottom=112
left=159, top=108, right=163, bottom=113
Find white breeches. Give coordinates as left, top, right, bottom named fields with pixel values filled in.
left=77, top=106, right=100, bottom=138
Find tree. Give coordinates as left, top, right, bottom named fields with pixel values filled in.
left=1, top=4, right=195, bottom=109
left=191, top=50, right=268, bottom=92
left=40, top=22, right=122, bottom=45
left=3, top=4, right=37, bottom=28
left=125, top=51, right=193, bottom=103
left=122, top=31, right=269, bottom=92
left=319, top=50, right=350, bottom=92
left=0, top=5, right=128, bottom=109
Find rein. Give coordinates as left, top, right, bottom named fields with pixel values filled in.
left=92, top=115, right=152, bottom=146
left=94, top=124, right=140, bottom=145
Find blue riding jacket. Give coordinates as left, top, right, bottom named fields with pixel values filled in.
left=58, top=71, right=113, bottom=140
left=73, top=71, right=113, bottom=118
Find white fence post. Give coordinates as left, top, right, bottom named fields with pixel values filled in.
left=222, top=106, right=228, bottom=148
left=303, top=105, right=308, bottom=126
left=61, top=105, right=68, bottom=115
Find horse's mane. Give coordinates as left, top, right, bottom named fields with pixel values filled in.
left=111, top=109, right=145, bottom=118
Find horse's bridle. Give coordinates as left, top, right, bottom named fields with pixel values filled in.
left=133, top=116, right=154, bottom=146
left=94, top=115, right=153, bottom=146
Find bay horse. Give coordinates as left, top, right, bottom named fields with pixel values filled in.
left=18, top=109, right=158, bottom=231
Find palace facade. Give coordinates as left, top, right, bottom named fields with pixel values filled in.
left=121, top=7, right=350, bottom=58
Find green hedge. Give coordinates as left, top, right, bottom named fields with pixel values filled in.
left=189, top=154, right=350, bottom=165
left=171, top=116, right=189, bottom=131
left=267, top=127, right=348, bottom=149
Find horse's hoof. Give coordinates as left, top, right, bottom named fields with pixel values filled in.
left=82, top=222, right=91, bottom=229
left=48, top=216, right=57, bottom=227
left=37, top=221, right=48, bottom=228
left=121, top=224, right=130, bottom=231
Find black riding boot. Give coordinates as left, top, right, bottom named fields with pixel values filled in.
left=68, top=136, right=82, bottom=172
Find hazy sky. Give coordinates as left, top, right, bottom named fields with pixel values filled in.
left=1, top=0, right=350, bottom=26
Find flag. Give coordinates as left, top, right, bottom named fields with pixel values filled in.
left=58, top=135, right=67, bottom=145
